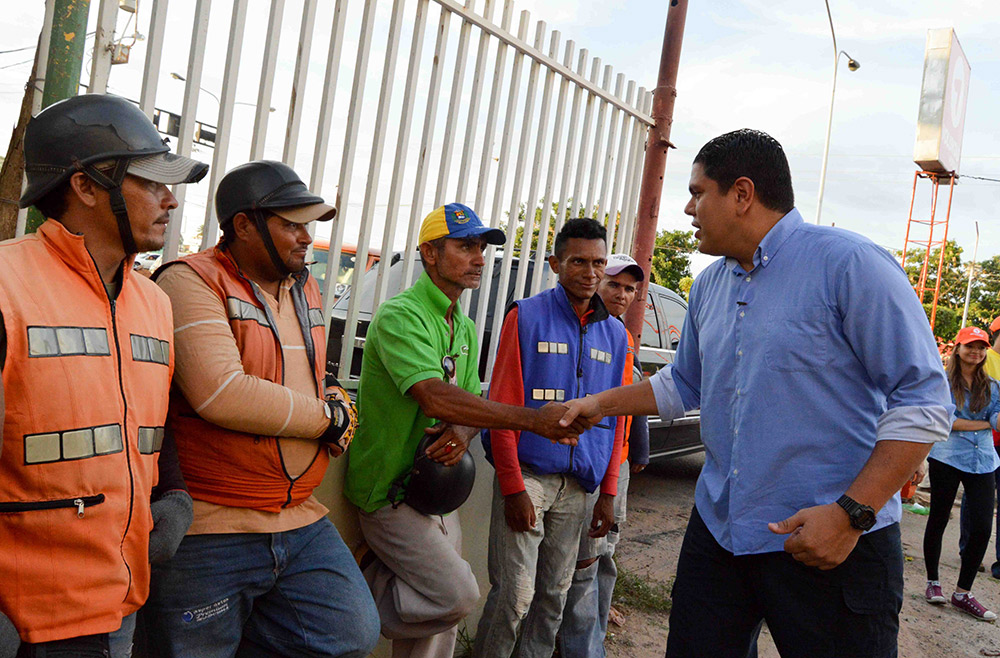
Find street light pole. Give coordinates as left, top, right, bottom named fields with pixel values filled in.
left=961, top=221, right=980, bottom=328
left=815, top=0, right=859, bottom=225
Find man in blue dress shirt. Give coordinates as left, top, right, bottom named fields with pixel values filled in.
left=560, top=129, right=953, bottom=657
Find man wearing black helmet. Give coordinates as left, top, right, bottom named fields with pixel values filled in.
left=144, top=160, right=379, bottom=657
left=0, top=93, right=207, bottom=657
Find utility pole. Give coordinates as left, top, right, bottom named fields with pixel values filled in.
left=23, top=0, right=93, bottom=234
left=625, top=0, right=688, bottom=347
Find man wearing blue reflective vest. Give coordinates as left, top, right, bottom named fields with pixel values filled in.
left=560, top=130, right=953, bottom=658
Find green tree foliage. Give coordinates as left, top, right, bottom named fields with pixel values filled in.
left=649, top=229, right=697, bottom=292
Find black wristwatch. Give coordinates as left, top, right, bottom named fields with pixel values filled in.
left=836, top=494, right=877, bottom=531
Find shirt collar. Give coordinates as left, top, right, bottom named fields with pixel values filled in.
left=413, top=271, right=463, bottom=320
left=724, top=208, right=804, bottom=275
left=554, top=283, right=610, bottom=326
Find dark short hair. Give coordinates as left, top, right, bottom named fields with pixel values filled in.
left=554, top=217, right=606, bottom=259
left=693, top=129, right=794, bottom=213
left=33, top=182, right=71, bottom=220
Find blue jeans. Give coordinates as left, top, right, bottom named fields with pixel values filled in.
left=144, top=518, right=380, bottom=658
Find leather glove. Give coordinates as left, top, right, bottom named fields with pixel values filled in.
left=0, top=609, right=19, bottom=658
left=322, top=385, right=358, bottom=453
left=148, top=490, right=194, bottom=564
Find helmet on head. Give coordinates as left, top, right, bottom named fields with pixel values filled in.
left=389, top=430, right=476, bottom=516
left=21, top=94, right=208, bottom=253
left=214, top=160, right=336, bottom=275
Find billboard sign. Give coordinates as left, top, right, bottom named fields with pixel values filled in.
left=913, top=28, right=971, bottom=174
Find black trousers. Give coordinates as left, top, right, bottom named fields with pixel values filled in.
left=924, top=457, right=996, bottom=590
left=665, top=507, right=903, bottom=658
left=16, top=634, right=109, bottom=658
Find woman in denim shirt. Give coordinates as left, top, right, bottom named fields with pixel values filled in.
left=923, top=326, right=1000, bottom=621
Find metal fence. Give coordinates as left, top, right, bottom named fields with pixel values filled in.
left=37, top=0, right=654, bottom=380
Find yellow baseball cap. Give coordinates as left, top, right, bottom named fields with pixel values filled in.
left=418, top=203, right=505, bottom=245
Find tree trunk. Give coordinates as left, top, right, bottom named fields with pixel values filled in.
left=0, top=34, right=40, bottom=240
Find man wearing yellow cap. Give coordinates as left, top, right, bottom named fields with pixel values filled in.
left=345, top=203, right=592, bottom=658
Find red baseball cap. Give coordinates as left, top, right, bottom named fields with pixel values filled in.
left=990, top=316, right=1000, bottom=334
left=955, top=326, right=991, bottom=346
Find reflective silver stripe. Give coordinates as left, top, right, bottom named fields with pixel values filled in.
left=537, top=341, right=549, bottom=353
left=531, top=388, right=566, bottom=402
left=130, top=334, right=170, bottom=365
left=557, top=343, right=569, bottom=354
left=27, top=326, right=111, bottom=358
left=137, top=426, right=166, bottom=454
left=589, top=348, right=612, bottom=364
left=308, top=308, right=325, bottom=328
left=226, top=297, right=271, bottom=328
left=536, top=341, right=569, bottom=354
left=23, top=424, right=123, bottom=465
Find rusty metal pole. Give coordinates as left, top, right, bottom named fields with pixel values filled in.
left=625, top=0, right=688, bottom=347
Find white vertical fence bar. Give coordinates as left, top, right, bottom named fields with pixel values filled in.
left=545, top=46, right=587, bottom=289
left=530, top=38, right=574, bottom=296
left=433, top=0, right=476, bottom=207
left=598, top=72, right=624, bottom=227
left=584, top=65, right=612, bottom=218
left=163, top=0, right=211, bottom=262
left=16, top=0, right=56, bottom=237
left=607, top=80, right=635, bottom=251
left=282, top=0, right=318, bottom=166
left=250, top=0, right=285, bottom=160
left=474, top=8, right=529, bottom=352
left=374, top=0, right=431, bottom=311
left=308, top=0, right=350, bottom=196
left=616, top=85, right=645, bottom=252
left=139, top=0, right=168, bottom=118
left=455, top=0, right=495, bottom=205
left=324, top=0, right=378, bottom=349
left=570, top=57, right=600, bottom=219
left=513, top=27, right=558, bottom=304
left=89, top=0, right=117, bottom=93
left=471, top=0, right=516, bottom=336
left=199, top=0, right=249, bottom=250
left=486, top=16, right=544, bottom=377
left=337, top=0, right=406, bottom=377
left=620, top=90, right=651, bottom=254
left=399, top=6, right=453, bottom=299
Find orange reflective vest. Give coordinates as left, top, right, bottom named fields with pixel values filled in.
left=0, top=219, right=172, bottom=643
left=160, top=248, right=328, bottom=512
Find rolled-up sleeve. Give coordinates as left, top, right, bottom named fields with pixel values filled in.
left=837, top=243, right=954, bottom=444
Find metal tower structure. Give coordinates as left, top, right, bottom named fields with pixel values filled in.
left=900, top=170, right=957, bottom=332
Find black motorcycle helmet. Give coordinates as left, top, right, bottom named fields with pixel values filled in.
left=21, top=94, right=208, bottom=253
left=214, top=160, right=336, bottom=275
left=390, top=431, right=476, bottom=516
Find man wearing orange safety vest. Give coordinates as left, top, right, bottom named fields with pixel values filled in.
left=144, top=161, right=379, bottom=657
left=0, top=94, right=207, bottom=657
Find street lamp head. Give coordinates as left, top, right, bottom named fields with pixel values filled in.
left=170, top=72, right=186, bottom=81
left=847, top=58, right=860, bottom=71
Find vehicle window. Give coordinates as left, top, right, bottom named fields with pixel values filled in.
left=660, top=296, right=687, bottom=349
left=309, top=249, right=329, bottom=287
left=640, top=297, right=661, bottom=349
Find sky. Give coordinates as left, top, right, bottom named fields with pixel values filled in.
left=1, top=0, right=998, bottom=277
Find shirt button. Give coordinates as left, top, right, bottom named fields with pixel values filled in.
left=737, top=350, right=743, bottom=357
left=734, top=429, right=739, bottom=436
left=763, top=255, right=769, bottom=261
left=736, top=388, right=741, bottom=396
left=739, top=311, right=745, bottom=318
left=733, top=468, right=739, bottom=475
left=745, top=276, right=751, bottom=282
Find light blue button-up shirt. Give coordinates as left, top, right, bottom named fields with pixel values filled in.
left=929, top=381, right=1000, bottom=474
left=650, top=208, right=953, bottom=555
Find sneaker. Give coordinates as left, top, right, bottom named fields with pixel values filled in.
left=951, top=593, right=998, bottom=621
left=926, top=582, right=947, bottom=604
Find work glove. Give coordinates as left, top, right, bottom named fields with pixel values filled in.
left=148, top=490, right=194, bottom=564
left=0, top=609, right=19, bottom=658
left=322, top=385, right=358, bottom=454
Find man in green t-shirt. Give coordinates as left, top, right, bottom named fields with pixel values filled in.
left=345, top=203, right=591, bottom=658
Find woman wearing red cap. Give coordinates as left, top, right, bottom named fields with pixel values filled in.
left=923, top=326, right=1000, bottom=620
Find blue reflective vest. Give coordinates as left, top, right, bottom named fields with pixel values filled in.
left=484, top=285, right=627, bottom=492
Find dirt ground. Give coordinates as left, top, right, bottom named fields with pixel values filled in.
left=607, top=454, right=1000, bottom=658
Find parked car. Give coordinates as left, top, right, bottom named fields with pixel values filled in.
left=325, top=251, right=702, bottom=461
left=309, top=239, right=381, bottom=299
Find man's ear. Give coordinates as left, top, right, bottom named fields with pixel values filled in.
left=232, top=212, right=255, bottom=242
left=731, top=177, right=755, bottom=215
left=548, top=254, right=560, bottom=274
left=67, top=172, right=100, bottom=209
left=419, top=241, right=437, bottom=266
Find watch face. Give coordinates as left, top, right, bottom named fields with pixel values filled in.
left=855, top=507, right=876, bottom=530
